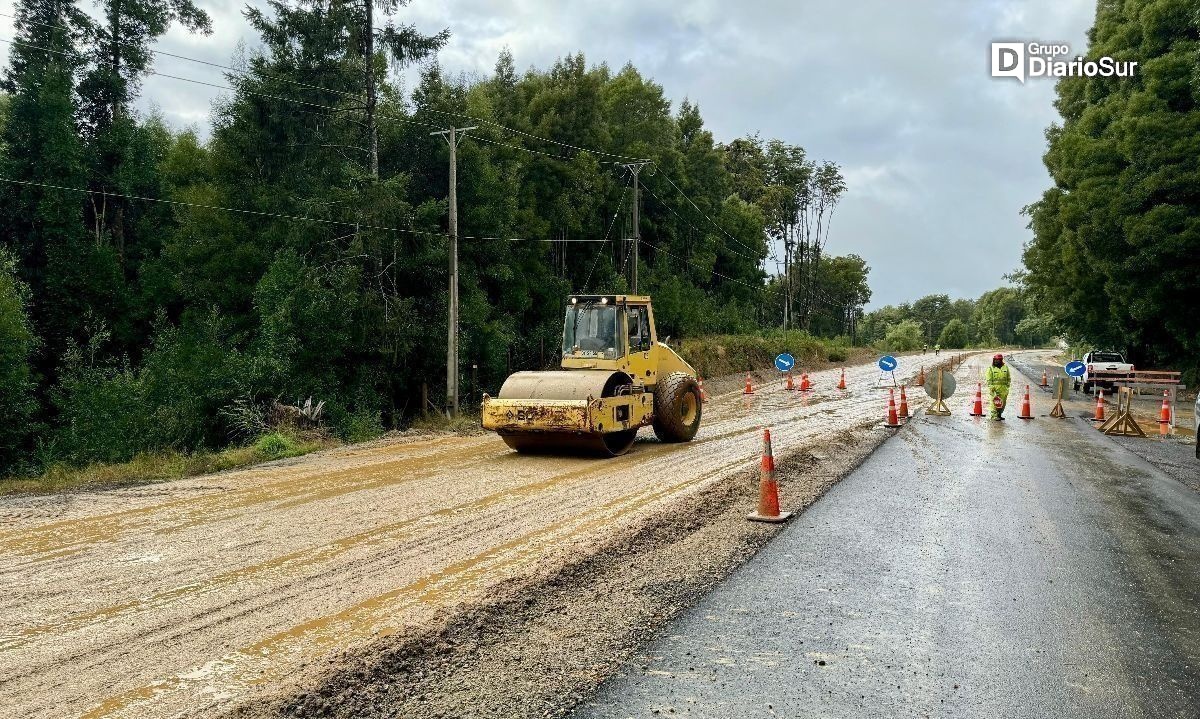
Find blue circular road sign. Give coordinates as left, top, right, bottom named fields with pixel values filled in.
left=774, top=353, right=795, bottom=372
left=878, top=355, right=898, bottom=372
left=1065, top=360, right=1086, bottom=378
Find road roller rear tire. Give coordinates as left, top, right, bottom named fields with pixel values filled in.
left=653, top=372, right=703, bottom=442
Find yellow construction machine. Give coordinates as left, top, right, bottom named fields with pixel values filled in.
left=481, top=295, right=703, bottom=456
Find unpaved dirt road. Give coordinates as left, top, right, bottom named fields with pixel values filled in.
left=0, top=355, right=952, bottom=718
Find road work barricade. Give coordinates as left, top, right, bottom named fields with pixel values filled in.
left=1099, top=387, right=1146, bottom=438
left=1113, top=370, right=1185, bottom=403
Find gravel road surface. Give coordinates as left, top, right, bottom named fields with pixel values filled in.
left=0, top=354, right=955, bottom=718
left=577, top=352, right=1200, bottom=719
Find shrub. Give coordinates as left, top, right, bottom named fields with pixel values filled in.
left=253, top=432, right=298, bottom=459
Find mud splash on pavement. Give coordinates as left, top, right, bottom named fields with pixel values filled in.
left=232, top=420, right=892, bottom=719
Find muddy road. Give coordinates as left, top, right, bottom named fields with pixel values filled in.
left=0, top=354, right=958, bottom=718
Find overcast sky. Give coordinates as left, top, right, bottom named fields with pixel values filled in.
left=0, top=0, right=1097, bottom=308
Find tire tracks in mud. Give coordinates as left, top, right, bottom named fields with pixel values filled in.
left=0, top=356, right=974, bottom=718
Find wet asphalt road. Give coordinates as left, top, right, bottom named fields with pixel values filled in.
left=576, top=355, right=1200, bottom=719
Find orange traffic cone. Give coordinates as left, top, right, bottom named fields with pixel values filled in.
left=969, top=383, right=985, bottom=417
left=747, top=429, right=791, bottom=523
left=785, top=373, right=795, bottom=391
left=837, top=368, right=847, bottom=390
left=916, top=366, right=926, bottom=387
left=899, top=385, right=910, bottom=419
left=1158, top=391, right=1171, bottom=424
left=743, top=373, right=755, bottom=395
left=1091, top=388, right=1106, bottom=422
left=698, top=376, right=708, bottom=403
left=800, top=373, right=812, bottom=391
left=1018, top=385, right=1034, bottom=419
left=1040, top=369, right=1049, bottom=388
left=885, top=389, right=902, bottom=428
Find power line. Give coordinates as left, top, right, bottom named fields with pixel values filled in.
left=0, top=35, right=770, bottom=293
left=652, top=167, right=759, bottom=257
left=583, top=168, right=631, bottom=290
left=0, top=11, right=647, bottom=166
left=0, top=176, right=446, bottom=237
left=638, top=178, right=758, bottom=263
left=0, top=11, right=367, bottom=102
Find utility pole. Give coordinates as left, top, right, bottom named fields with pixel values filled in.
left=431, top=125, right=477, bottom=416
left=622, top=161, right=650, bottom=293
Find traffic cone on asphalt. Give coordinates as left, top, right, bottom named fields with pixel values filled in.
left=786, top=372, right=795, bottom=391
left=1091, top=388, right=1106, bottom=422
left=743, top=373, right=755, bottom=395
left=837, top=368, right=847, bottom=390
left=1158, top=391, right=1171, bottom=424
left=1018, top=385, right=1034, bottom=420
left=800, top=373, right=812, bottom=391
left=747, top=428, right=791, bottom=523
left=899, top=385, right=910, bottom=419
left=1040, top=369, right=1049, bottom=388
left=885, top=389, right=902, bottom=428
left=698, top=376, right=708, bottom=403
left=916, top=366, right=926, bottom=387
left=969, top=383, right=985, bottom=417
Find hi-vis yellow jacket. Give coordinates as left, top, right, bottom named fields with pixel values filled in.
left=984, top=364, right=1011, bottom=390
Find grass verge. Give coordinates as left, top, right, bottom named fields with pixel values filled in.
left=0, top=432, right=335, bottom=497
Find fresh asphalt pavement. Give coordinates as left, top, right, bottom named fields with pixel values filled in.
left=576, top=355, right=1200, bottom=719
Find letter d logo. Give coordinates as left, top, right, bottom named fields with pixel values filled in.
left=991, top=42, right=1025, bottom=83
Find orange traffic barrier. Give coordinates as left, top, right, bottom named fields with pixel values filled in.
left=743, top=373, right=755, bottom=395
left=1040, top=369, right=1049, bottom=388
left=698, top=376, right=708, bottom=403
left=747, top=428, right=791, bottom=523
left=969, top=383, right=985, bottom=417
left=837, top=368, right=847, bottom=390
left=898, top=385, right=910, bottom=419
left=785, top=373, right=795, bottom=391
left=1018, top=385, right=1034, bottom=419
left=800, top=373, right=812, bottom=391
left=885, top=389, right=902, bottom=428
left=1091, top=388, right=1106, bottom=422
left=1158, top=391, right=1171, bottom=424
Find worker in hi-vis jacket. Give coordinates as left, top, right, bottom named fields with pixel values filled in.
left=984, top=353, right=1011, bottom=420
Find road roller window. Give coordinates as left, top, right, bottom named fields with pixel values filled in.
left=562, top=304, right=621, bottom=359
left=627, top=307, right=652, bottom=352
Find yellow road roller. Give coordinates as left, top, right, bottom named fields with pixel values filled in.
left=481, top=295, right=703, bottom=456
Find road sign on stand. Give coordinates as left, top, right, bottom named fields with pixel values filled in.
left=775, top=353, right=795, bottom=372
left=1065, top=361, right=1086, bottom=378
left=876, top=355, right=898, bottom=387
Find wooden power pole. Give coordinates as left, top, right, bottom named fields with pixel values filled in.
left=431, top=125, right=477, bottom=416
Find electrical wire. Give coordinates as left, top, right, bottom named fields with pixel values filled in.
left=583, top=169, right=631, bottom=290
left=0, top=10, right=646, bottom=165
left=0, top=176, right=446, bottom=237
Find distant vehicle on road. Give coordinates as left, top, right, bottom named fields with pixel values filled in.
left=1074, top=350, right=1135, bottom=393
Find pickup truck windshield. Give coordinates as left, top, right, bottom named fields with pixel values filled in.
left=1092, top=352, right=1125, bottom=363
left=562, top=304, right=621, bottom=359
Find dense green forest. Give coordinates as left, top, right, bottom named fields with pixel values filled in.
left=1021, top=0, right=1199, bottom=373
left=0, top=0, right=875, bottom=474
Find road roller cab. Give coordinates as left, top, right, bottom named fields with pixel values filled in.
left=481, top=295, right=703, bottom=456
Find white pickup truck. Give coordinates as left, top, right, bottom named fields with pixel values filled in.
left=1074, top=350, right=1135, bottom=393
